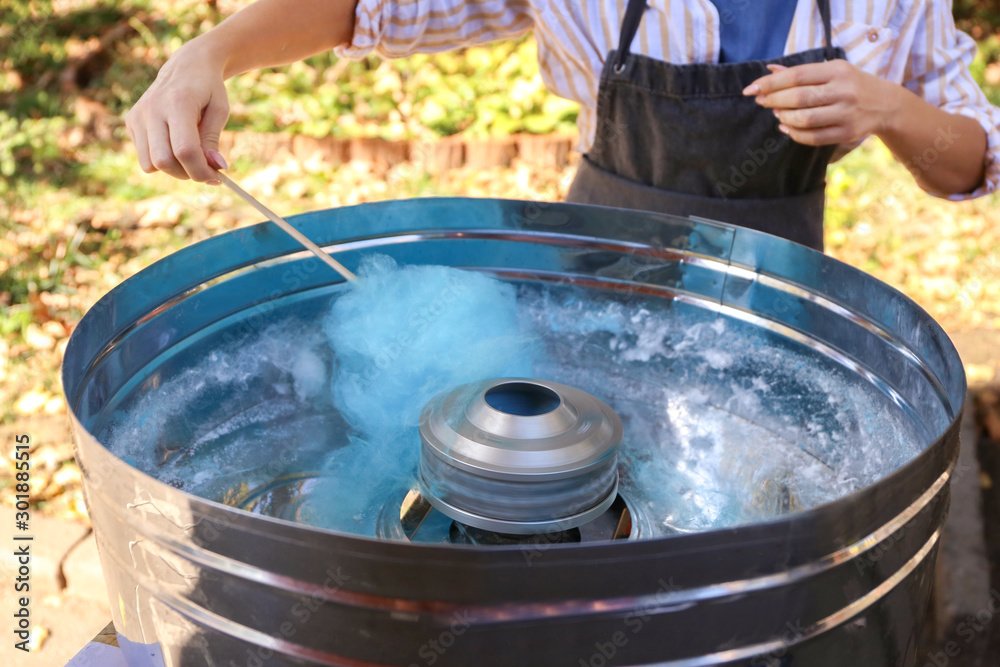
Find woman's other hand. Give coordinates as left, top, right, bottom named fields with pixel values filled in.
left=743, top=58, right=987, bottom=196
left=742, top=60, right=897, bottom=146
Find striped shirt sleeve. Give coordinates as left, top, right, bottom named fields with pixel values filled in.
left=901, top=0, right=1000, bottom=199
left=335, top=0, right=535, bottom=59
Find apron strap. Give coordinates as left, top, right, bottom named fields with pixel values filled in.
left=818, top=0, right=834, bottom=49
left=612, top=0, right=647, bottom=72
left=612, top=0, right=836, bottom=70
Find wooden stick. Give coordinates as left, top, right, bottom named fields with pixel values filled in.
left=216, top=171, right=357, bottom=282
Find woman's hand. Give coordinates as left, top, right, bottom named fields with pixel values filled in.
left=742, top=59, right=987, bottom=195
left=124, top=0, right=358, bottom=184
left=743, top=60, right=899, bottom=146
left=125, top=39, right=230, bottom=184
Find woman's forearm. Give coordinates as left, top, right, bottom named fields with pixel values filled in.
left=876, top=83, right=987, bottom=196
left=126, top=0, right=360, bottom=183
left=192, top=0, right=359, bottom=79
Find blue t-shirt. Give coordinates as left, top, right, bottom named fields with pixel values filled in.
left=710, top=0, right=799, bottom=63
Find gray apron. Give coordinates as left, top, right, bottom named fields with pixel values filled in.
left=565, top=0, right=846, bottom=250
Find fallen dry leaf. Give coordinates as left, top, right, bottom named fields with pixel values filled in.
left=27, top=626, right=50, bottom=651
left=966, top=363, right=997, bottom=386
left=24, top=324, right=55, bottom=351
left=44, top=396, right=66, bottom=415
left=15, top=390, right=51, bottom=415
left=986, top=62, right=1000, bottom=87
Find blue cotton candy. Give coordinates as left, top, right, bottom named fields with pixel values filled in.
left=326, top=254, right=536, bottom=439
left=306, top=254, right=539, bottom=533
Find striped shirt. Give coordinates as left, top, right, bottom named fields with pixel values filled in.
left=336, top=0, right=1000, bottom=200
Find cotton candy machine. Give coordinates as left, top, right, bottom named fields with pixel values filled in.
left=64, top=198, right=965, bottom=666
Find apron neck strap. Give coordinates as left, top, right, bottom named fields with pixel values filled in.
left=613, top=0, right=836, bottom=71
left=817, top=0, right=834, bottom=49
left=612, top=0, right=647, bottom=72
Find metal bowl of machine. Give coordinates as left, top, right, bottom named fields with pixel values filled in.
left=64, top=198, right=964, bottom=666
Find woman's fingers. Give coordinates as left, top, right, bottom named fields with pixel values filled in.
left=127, top=121, right=155, bottom=174
left=743, top=61, right=834, bottom=96
left=773, top=102, right=856, bottom=145
left=199, top=93, right=230, bottom=154
left=205, top=149, right=228, bottom=170
left=779, top=123, right=849, bottom=146
left=124, top=41, right=230, bottom=183
left=168, top=112, right=218, bottom=183
left=147, top=121, right=190, bottom=180
left=126, top=94, right=227, bottom=182
left=760, top=84, right=837, bottom=111
left=773, top=103, right=844, bottom=130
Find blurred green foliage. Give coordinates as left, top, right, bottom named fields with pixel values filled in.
left=971, top=35, right=1000, bottom=106
left=225, top=38, right=577, bottom=139
left=0, top=0, right=998, bottom=211
left=0, top=0, right=579, bottom=205
left=0, top=0, right=576, bottom=135
left=2, top=0, right=998, bottom=196
left=955, top=0, right=1000, bottom=37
